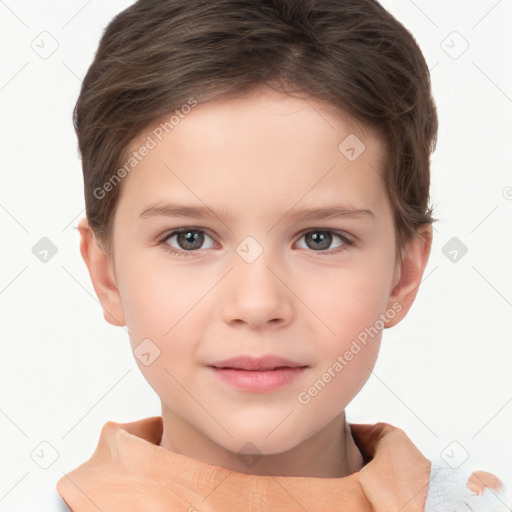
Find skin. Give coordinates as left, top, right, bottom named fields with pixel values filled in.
left=79, top=85, right=432, bottom=478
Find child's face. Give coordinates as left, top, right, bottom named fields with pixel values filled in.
left=85, top=86, right=426, bottom=456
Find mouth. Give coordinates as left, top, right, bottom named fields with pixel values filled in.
left=209, top=365, right=307, bottom=371
left=206, top=356, right=308, bottom=392
left=207, top=355, right=307, bottom=372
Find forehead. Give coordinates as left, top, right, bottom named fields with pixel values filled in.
left=117, top=86, right=390, bottom=224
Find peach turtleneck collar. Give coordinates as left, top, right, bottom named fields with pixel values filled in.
left=57, top=416, right=432, bottom=511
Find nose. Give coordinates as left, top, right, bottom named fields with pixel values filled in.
left=221, top=247, right=294, bottom=329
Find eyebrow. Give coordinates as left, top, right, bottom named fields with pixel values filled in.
left=139, top=202, right=375, bottom=223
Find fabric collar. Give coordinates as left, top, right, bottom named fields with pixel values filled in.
left=57, top=416, right=432, bottom=511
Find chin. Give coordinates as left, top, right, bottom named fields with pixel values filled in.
left=214, top=423, right=306, bottom=456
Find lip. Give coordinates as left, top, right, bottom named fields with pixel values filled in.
left=206, top=355, right=308, bottom=393
left=207, top=355, right=306, bottom=371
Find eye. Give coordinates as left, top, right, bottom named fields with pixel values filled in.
left=158, top=227, right=354, bottom=259
left=160, top=228, right=215, bottom=258
left=295, top=229, right=353, bottom=254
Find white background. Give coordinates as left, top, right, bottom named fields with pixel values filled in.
left=1, top=0, right=511, bottom=510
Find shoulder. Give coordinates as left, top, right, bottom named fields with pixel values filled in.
left=424, top=460, right=511, bottom=512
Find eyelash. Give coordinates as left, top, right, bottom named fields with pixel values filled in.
left=158, top=227, right=355, bottom=259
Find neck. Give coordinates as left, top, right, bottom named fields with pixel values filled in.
left=159, top=405, right=365, bottom=478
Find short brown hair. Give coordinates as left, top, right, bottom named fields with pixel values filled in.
left=75, top=0, right=438, bottom=262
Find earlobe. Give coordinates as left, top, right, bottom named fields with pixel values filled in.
left=385, top=224, right=433, bottom=328
left=77, top=217, right=126, bottom=327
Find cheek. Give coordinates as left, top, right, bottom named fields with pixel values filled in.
left=116, top=259, right=203, bottom=398
left=118, top=254, right=198, bottom=339
left=117, top=256, right=209, bottom=381
left=299, top=258, right=391, bottom=339
left=295, top=257, right=388, bottom=400
left=296, top=336, right=380, bottom=429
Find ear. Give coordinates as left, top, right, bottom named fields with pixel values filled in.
left=77, top=217, right=126, bottom=327
left=385, top=224, right=432, bottom=328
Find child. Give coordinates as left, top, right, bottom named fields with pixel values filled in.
left=56, top=0, right=508, bottom=510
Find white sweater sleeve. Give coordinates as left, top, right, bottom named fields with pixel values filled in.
left=424, top=460, right=511, bottom=512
